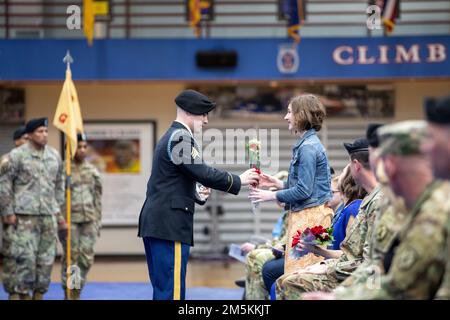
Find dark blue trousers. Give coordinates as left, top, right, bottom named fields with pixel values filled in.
left=261, top=257, right=284, bottom=300
left=143, top=236, right=190, bottom=300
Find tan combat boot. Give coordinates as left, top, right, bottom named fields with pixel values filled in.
left=32, top=291, right=44, bottom=300
left=65, top=289, right=81, bottom=300
left=19, top=293, right=32, bottom=300
left=8, top=293, right=20, bottom=300
left=71, top=289, right=81, bottom=300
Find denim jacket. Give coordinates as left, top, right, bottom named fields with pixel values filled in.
left=276, top=129, right=332, bottom=212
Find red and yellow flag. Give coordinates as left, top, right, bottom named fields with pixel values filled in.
left=53, top=67, right=84, bottom=158
left=83, top=0, right=95, bottom=45
left=83, top=0, right=109, bottom=45
left=188, top=0, right=201, bottom=37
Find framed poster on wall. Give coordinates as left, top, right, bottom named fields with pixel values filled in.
left=62, top=120, right=156, bottom=226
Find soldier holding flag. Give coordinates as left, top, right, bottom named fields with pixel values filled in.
left=59, top=133, right=102, bottom=300
left=52, top=51, right=88, bottom=299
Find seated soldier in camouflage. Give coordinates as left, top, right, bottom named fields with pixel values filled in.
left=304, top=120, right=450, bottom=300
left=276, top=135, right=383, bottom=300
left=243, top=209, right=288, bottom=300
left=59, top=133, right=102, bottom=300
left=421, top=96, right=450, bottom=300
left=242, top=171, right=288, bottom=300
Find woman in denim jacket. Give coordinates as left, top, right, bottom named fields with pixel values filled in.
left=249, top=94, right=333, bottom=274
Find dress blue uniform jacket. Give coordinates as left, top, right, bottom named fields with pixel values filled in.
left=138, top=121, right=241, bottom=246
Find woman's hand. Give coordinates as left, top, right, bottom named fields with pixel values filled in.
left=258, top=173, right=284, bottom=190
left=298, top=240, right=320, bottom=255
left=248, top=187, right=277, bottom=203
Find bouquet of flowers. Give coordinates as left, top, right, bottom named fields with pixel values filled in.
left=290, top=225, right=334, bottom=259
left=247, top=138, right=261, bottom=213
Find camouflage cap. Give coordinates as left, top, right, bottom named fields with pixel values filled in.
left=377, top=120, right=426, bottom=157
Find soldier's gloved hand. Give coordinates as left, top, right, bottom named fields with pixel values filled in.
left=198, top=186, right=211, bottom=201
left=2, top=214, right=17, bottom=225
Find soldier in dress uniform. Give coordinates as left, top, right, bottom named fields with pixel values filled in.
left=59, top=133, right=102, bottom=300
left=0, top=118, right=64, bottom=300
left=138, top=89, right=260, bottom=300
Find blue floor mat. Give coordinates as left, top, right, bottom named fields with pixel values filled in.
left=0, top=283, right=244, bottom=300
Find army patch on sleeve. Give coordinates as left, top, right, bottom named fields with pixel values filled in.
left=376, top=225, right=388, bottom=241
left=396, top=246, right=418, bottom=270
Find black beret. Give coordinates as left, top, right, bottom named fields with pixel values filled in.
left=344, top=138, right=369, bottom=155
left=13, top=126, right=27, bottom=140
left=366, top=123, right=384, bottom=148
left=425, top=96, right=450, bottom=124
left=175, top=89, right=216, bottom=115
left=77, top=133, right=87, bottom=142
left=25, top=117, right=48, bottom=133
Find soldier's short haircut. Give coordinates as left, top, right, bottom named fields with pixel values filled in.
left=350, top=150, right=370, bottom=170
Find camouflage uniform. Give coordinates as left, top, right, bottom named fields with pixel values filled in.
left=276, top=185, right=384, bottom=300
left=1, top=153, right=14, bottom=294
left=0, top=153, right=11, bottom=213
left=60, top=160, right=102, bottom=295
left=0, top=153, right=11, bottom=211
left=435, top=218, right=450, bottom=299
left=0, top=142, right=64, bottom=297
left=333, top=200, right=407, bottom=294
left=336, top=181, right=450, bottom=299
left=245, top=211, right=288, bottom=300
left=334, top=121, right=450, bottom=299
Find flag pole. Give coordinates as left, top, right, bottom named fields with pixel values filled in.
left=65, top=136, right=72, bottom=299
left=63, top=50, right=74, bottom=300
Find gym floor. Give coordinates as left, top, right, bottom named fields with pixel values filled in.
left=47, top=256, right=246, bottom=288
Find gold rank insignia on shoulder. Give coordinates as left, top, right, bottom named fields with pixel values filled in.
left=191, top=147, right=200, bottom=160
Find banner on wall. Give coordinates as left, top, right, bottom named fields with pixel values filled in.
left=76, top=121, right=155, bottom=226
left=1, top=36, right=449, bottom=80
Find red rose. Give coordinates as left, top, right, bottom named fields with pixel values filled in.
left=311, top=226, right=325, bottom=236
left=291, top=229, right=302, bottom=247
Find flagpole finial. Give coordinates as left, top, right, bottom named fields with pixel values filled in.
left=63, top=50, right=74, bottom=70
